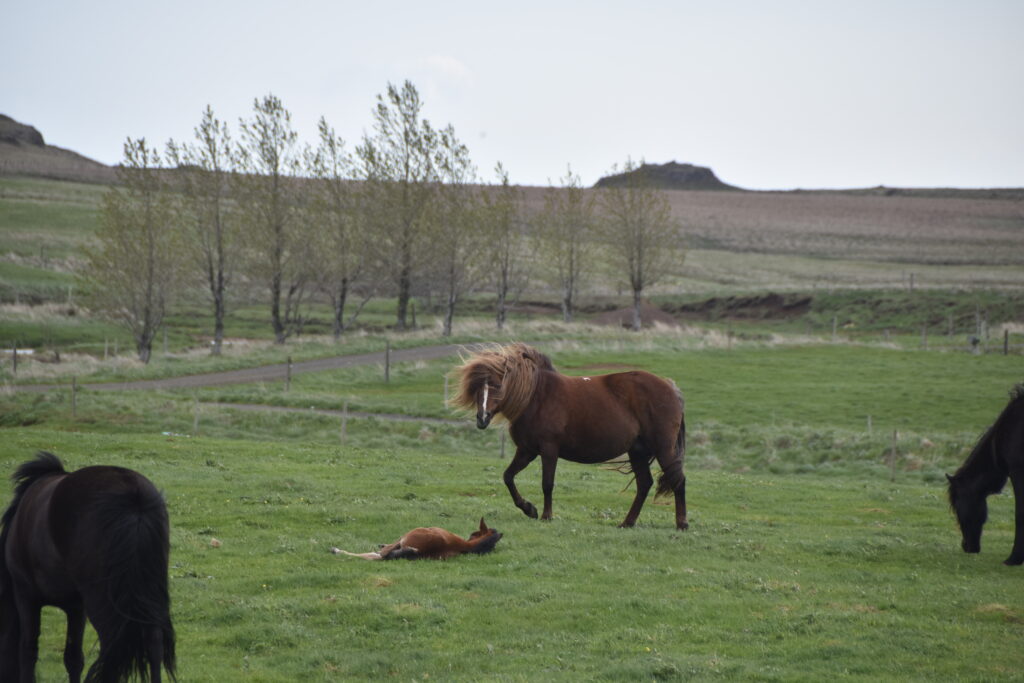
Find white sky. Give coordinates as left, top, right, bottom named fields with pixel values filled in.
left=3, top=1, right=1022, bottom=189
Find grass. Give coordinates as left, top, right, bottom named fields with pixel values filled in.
left=1, top=427, right=1022, bottom=681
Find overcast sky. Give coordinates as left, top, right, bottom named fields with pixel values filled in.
left=3, top=1, right=1022, bottom=189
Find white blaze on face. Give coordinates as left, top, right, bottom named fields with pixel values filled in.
left=481, top=384, right=489, bottom=413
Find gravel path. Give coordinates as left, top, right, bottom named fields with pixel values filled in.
left=11, top=343, right=464, bottom=394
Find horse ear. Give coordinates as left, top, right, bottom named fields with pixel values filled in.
left=945, top=473, right=954, bottom=483
left=479, top=517, right=487, bottom=532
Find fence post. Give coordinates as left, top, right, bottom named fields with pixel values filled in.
left=500, top=431, right=506, bottom=459
left=1005, top=329, right=1010, bottom=356
left=921, top=325, right=928, bottom=350
left=11, top=344, right=16, bottom=375
left=71, top=377, right=77, bottom=417
left=443, top=375, right=449, bottom=406
left=831, top=316, right=837, bottom=342
left=385, top=341, right=391, bottom=383
left=285, top=356, right=292, bottom=392
left=867, top=415, right=872, bottom=435
left=889, top=430, right=899, bottom=482
left=193, top=395, right=200, bottom=436
left=340, top=401, right=348, bottom=445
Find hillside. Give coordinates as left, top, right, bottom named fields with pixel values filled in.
left=0, top=114, right=115, bottom=184
left=594, top=161, right=741, bottom=191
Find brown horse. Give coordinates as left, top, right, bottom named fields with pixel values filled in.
left=334, top=518, right=502, bottom=560
left=452, top=343, right=688, bottom=530
left=0, top=452, right=176, bottom=683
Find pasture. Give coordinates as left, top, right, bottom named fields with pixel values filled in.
left=2, top=342, right=1023, bottom=680
left=2, top=173, right=1023, bottom=679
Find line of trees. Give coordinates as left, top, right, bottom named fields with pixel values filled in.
left=83, top=81, right=685, bottom=363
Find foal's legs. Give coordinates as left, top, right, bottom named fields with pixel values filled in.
left=504, top=447, right=539, bottom=518
left=620, top=446, right=654, bottom=528
left=1006, top=471, right=1024, bottom=566
left=63, top=605, right=85, bottom=683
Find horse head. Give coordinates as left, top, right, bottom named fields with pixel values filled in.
left=467, top=518, right=503, bottom=554
left=947, top=473, right=985, bottom=553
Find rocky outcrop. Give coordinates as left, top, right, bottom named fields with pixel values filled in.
left=595, top=161, right=741, bottom=191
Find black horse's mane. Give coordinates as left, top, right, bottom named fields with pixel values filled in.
left=948, top=384, right=1024, bottom=503
left=0, top=453, right=65, bottom=548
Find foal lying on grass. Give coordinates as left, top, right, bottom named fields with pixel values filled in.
left=333, top=518, right=502, bottom=560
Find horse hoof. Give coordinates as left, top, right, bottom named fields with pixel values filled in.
left=522, top=502, right=538, bottom=519
left=678, top=521, right=689, bottom=531
left=1004, top=556, right=1024, bottom=566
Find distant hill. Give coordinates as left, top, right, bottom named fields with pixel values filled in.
left=594, top=161, right=741, bottom=191
left=0, top=114, right=116, bottom=184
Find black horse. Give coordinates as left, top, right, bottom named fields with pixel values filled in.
left=0, top=452, right=176, bottom=682
left=948, top=385, right=1024, bottom=565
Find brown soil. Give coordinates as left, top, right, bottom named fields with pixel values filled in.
left=591, top=303, right=680, bottom=328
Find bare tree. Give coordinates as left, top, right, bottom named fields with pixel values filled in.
left=480, top=163, right=529, bottom=330
left=166, top=105, right=236, bottom=355
left=430, top=124, right=480, bottom=337
left=306, top=117, right=375, bottom=339
left=538, top=166, right=594, bottom=322
left=355, top=80, right=439, bottom=331
left=82, top=138, right=180, bottom=363
left=234, top=94, right=309, bottom=343
left=598, top=158, right=684, bottom=331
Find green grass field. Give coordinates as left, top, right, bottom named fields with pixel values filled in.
left=2, top=174, right=1023, bottom=680
left=1, top=340, right=1022, bottom=680
left=2, top=425, right=1022, bottom=681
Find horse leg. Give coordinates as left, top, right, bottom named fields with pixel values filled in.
left=620, top=447, right=654, bottom=528
left=504, top=447, right=539, bottom=519
left=655, top=444, right=688, bottom=531
left=63, top=604, right=85, bottom=683
left=1006, top=471, right=1024, bottom=566
left=540, top=452, right=559, bottom=521
left=12, top=592, right=40, bottom=683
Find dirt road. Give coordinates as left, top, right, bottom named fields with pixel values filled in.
left=11, top=343, right=464, bottom=393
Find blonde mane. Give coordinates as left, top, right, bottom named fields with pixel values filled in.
left=450, top=343, right=554, bottom=423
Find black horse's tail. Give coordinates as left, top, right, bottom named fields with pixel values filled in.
left=656, top=384, right=687, bottom=497
left=83, top=475, right=176, bottom=683
left=0, top=452, right=67, bottom=678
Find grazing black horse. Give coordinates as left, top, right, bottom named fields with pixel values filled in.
left=0, top=452, right=176, bottom=682
left=948, top=385, right=1024, bottom=565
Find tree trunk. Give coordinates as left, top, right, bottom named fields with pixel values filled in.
left=270, top=272, right=286, bottom=344
left=396, top=265, right=411, bottom=331
left=212, top=292, right=225, bottom=355
left=561, top=283, right=573, bottom=323
left=632, top=288, right=643, bottom=331
left=332, top=278, right=349, bottom=341
left=496, top=288, right=508, bottom=330
left=443, top=276, right=456, bottom=337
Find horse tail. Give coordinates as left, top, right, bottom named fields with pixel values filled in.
left=0, top=452, right=66, bottom=678
left=656, top=384, right=686, bottom=497
left=84, top=478, right=176, bottom=683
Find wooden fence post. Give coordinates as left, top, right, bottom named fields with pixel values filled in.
left=340, top=401, right=348, bottom=445
left=500, top=431, right=506, bottom=459
left=385, top=341, right=391, bottom=383
left=443, top=375, right=449, bottom=406
left=71, top=377, right=77, bottom=417
left=11, top=344, right=16, bottom=375
left=890, top=430, right=899, bottom=482
left=193, top=395, right=200, bottom=436
left=1005, top=329, right=1010, bottom=356
left=285, top=356, right=292, bottom=392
